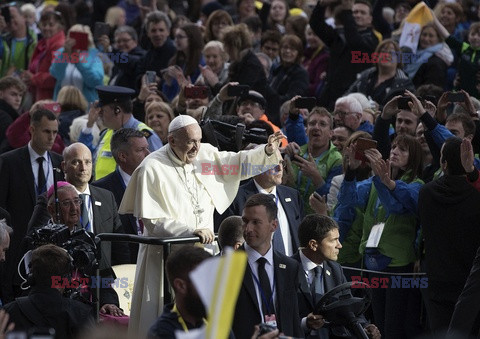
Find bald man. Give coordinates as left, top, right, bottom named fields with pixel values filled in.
left=61, top=142, right=130, bottom=267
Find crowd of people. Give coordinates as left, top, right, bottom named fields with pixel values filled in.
left=1, top=0, right=480, bottom=338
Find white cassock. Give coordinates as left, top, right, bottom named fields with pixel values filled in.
left=119, top=142, right=281, bottom=338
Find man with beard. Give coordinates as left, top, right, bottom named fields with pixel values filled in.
left=284, top=107, right=343, bottom=213
left=148, top=246, right=211, bottom=338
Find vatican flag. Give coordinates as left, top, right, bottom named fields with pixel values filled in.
left=176, top=248, right=247, bottom=339
left=399, top=2, right=434, bottom=54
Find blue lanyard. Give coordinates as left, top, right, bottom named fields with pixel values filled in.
left=250, top=263, right=276, bottom=315
left=81, top=194, right=92, bottom=231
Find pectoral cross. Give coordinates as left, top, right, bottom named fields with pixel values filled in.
left=194, top=205, right=204, bottom=224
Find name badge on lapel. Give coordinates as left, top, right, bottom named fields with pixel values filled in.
left=279, top=264, right=286, bottom=269
left=95, top=201, right=102, bottom=206
left=285, top=198, right=291, bottom=202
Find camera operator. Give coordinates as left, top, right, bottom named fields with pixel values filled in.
left=2, top=244, right=94, bottom=338
left=28, top=182, right=124, bottom=317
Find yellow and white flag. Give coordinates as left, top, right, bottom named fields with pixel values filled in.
left=399, top=2, right=434, bottom=54
left=175, top=248, right=247, bottom=339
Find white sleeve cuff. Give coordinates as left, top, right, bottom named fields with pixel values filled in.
left=82, top=127, right=93, bottom=134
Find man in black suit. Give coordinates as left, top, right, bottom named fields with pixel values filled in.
left=60, top=142, right=130, bottom=315
left=0, top=109, right=63, bottom=302
left=93, top=128, right=150, bottom=263
left=61, top=142, right=130, bottom=268
left=232, top=193, right=303, bottom=339
left=216, top=159, right=304, bottom=256
left=292, top=214, right=380, bottom=339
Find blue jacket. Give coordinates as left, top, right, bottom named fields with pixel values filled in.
left=337, top=176, right=422, bottom=220
left=423, top=113, right=480, bottom=169
left=50, top=47, right=104, bottom=103
left=285, top=114, right=308, bottom=146
left=336, top=174, right=422, bottom=266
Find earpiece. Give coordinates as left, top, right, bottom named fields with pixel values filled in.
left=114, top=107, right=120, bottom=115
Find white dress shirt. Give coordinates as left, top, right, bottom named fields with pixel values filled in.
left=28, top=142, right=54, bottom=194
left=118, top=167, right=131, bottom=187
left=245, top=243, right=277, bottom=318
left=299, top=250, right=324, bottom=332
left=75, top=185, right=94, bottom=233
left=253, top=181, right=293, bottom=256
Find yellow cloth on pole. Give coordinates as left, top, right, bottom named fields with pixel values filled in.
left=399, top=2, right=434, bottom=54
left=176, top=250, right=248, bottom=339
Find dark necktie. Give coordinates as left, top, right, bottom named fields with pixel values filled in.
left=79, top=194, right=90, bottom=230
left=36, top=157, right=46, bottom=195
left=268, top=194, right=285, bottom=255
left=311, top=266, right=324, bottom=303
left=257, top=257, right=273, bottom=315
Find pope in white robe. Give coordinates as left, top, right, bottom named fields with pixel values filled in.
left=118, top=115, right=283, bottom=337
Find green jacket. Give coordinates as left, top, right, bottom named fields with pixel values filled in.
left=0, top=28, right=37, bottom=76
left=360, top=175, right=423, bottom=267
left=291, top=142, right=343, bottom=214
left=337, top=171, right=423, bottom=267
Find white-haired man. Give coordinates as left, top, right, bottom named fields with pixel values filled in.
left=120, top=114, right=284, bottom=337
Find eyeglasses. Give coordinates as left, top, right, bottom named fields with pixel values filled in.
left=334, top=111, right=359, bottom=118
left=59, top=198, right=82, bottom=208
left=174, top=35, right=187, bottom=40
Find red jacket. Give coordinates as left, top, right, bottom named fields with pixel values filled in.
left=28, top=30, right=65, bottom=101
left=6, top=111, right=65, bottom=154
